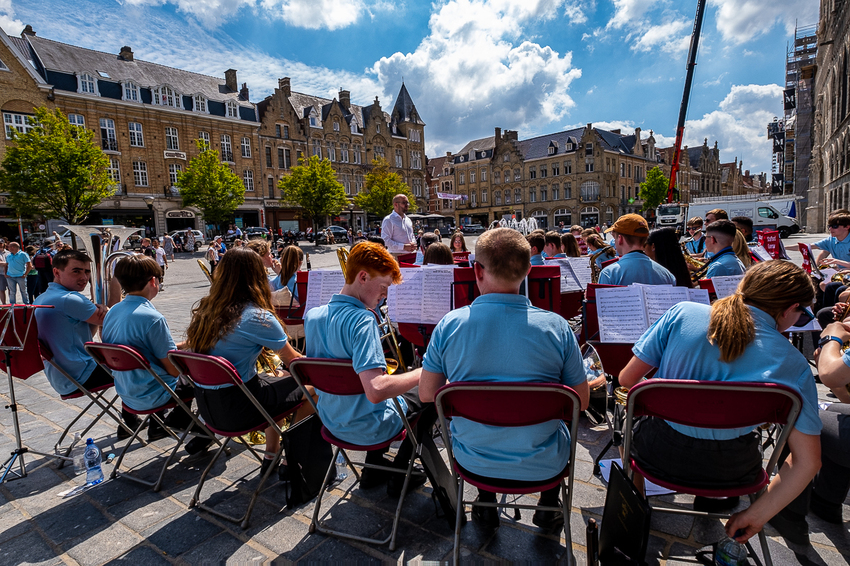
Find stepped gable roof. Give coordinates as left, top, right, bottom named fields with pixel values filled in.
left=428, top=155, right=450, bottom=178
left=288, top=90, right=388, bottom=131
left=390, top=83, right=424, bottom=125
left=25, top=35, right=252, bottom=106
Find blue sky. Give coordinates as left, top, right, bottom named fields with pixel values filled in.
left=0, top=0, right=819, bottom=175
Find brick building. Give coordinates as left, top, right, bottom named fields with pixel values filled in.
left=425, top=154, right=455, bottom=216
left=0, top=25, right=425, bottom=237
left=657, top=138, right=722, bottom=204
left=451, top=124, right=660, bottom=229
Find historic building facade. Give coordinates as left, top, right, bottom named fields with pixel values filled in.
left=425, top=154, right=455, bottom=216
left=451, top=125, right=660, bottom=229
left=0, top=25, right=425, bottom=237
left=657, top=139, right=722, bottom=204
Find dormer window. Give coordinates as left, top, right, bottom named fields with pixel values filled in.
left=78, top=73, right=97, bottom=95
left=123, top=82, right=139, bottom=102
left=226, top=101, right=238, bottom=118
left=154, top=86, right=179, bottom=108
left=548, top=141, right=558, bottom=155
left=309, top=115, right=318, bottom=127
left=193, top=94, right=207, bottom=113
left=333, top=120, right=340, bottom=132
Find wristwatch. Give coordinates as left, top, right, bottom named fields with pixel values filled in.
left=818, top=335, right=845, bottom=348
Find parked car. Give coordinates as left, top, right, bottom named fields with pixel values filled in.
left=168, top=229, right=205, bottom=251
left=314, top=226, right=349, bottom=245
left=461, top=224, right=485, bottom=234
left=243, top=227, right=270, bottom=240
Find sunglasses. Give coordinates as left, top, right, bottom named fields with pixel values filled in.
left=792, top=306, right=815, bottom=328
left=828, top=224, right=843, bottom=229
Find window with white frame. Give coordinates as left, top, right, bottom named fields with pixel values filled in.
left=470, top=170, right=475, bottom=183
left=529, top=189, right=536, bottom=202
left=154, top=86, right=179, bottom=108
left=552, top=163, right=560, bottom=176
left=374, top=145, right=385, bottom=159
left=123, top=82, right=139, bottom=102
left=409, top=129, right=420, bottom=142
left=341, top=143, right=349, bottom=163
left=165, top=127, right=179, bottom=151
left=495, top=191, right=501, bottom=205
left=312, top=139, right=322, bottom=157
left=309, top=114, right=318, bottom=127
left=540, top=186, right=547, bottom=202
left=243, top=169, right=254, bottom=191
left=343, top=174, right=350, bottom=195
left=515, top=188, right=522, bottom=202
left=107, top=158, right=120, bottom=186
left=193, top=94, right=207, bottom=113
left=481, top=168, right=487, bottom=181
left=133, top=161, right=148, bottom=186
left=459, top=172, right=465, bottom=184
left=395, top=148, right=403, bottom=168
left=376, top=123, right=380, bottom=133
left=493, top=170, right=500, bottom=184
left=412, top=177, right=422, bottom=197
left=99, top=118, right=117, bottom=151
left=529, top=166, right=536, bottom=179
left=220, top=134, right=233, bottom=161
left=585, top=157, right=594, bottom=172
left=128, top=122, right=144, bottom=147
left=503, top=153, right=509, bottom=162
left=411, top=150, right=422, bottom=169
left=168, top=163, right=182, bottom=187
left=68, top=114, right=85, bottom=127
left=353, top=144, right=361, bottom=164
left=333, top=120, right=339, bottom=132
left=328, top=142, right=336, bottom=162
left=198, top=131, right=210, bottom=150
left=541, top=165, right=548, bottom=178
left=505, top=190, right=511, bottom=204
left=226, top=101, right=238, bottom=118
left=78, top=73, right=96, bottom=94
left=581, top=180, right=600, bottom=201
left=241, top=136, right=251, bottom=158
left=482, top=189, right=488, bottom=202
left=565, top=162, right=572, bottom=174
left=552, top=184, right=559, bottom=200
left=514, top=168, right=521, bottom=181
left=470, top=192, right=477, bottom=207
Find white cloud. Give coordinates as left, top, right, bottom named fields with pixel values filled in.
left=607, top=0, right=655, bottom=30
left=632, top=18, right=690, bottom=53
left=710, top=0, right=819, bottom=44
left=372, top=0, right=582, bottom=154
left=564, top=1, right=593, bottom=25
left=0, top=0, right=24, bottom=35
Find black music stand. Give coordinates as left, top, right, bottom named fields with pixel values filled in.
left=0, top=304, right=71, bottom=483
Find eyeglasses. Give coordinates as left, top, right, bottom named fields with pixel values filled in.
left=687, top=227, right=701, bottom=231
left=792, top=306, right=815, bottom=328
left=828, top=224, right=842, bottom=229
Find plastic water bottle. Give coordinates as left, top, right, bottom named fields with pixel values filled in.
left=69, top=432, right=85, bottom=476
left=715, top=536, right=748, bottom=565
left=83, top=438, right=104, bottom=485
left=335, top=452, right=349, bottom=481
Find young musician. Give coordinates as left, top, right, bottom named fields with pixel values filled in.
left=543, top=231, right=565, bottom=258
left=303, top=242, right=435, bottom=496
left=185, top=248, right=306, bottom=475
left=619, top=261, right=821, bottom=544
left=419, top=228, right=589, bottom=532
left=598, top=214, right=675, bottom=286
left=704, top=208, right=728, bottom=224
left=561, top=233, right=582, bottom=258
left=380, top=194, right=417, bottom=257
left=415, top=232, right=439, bottom=265
left=732, top=216, right=756, bottom=243
left=644, top=228, right=693, bottom=288
left=527, top=232, right=545, bottom=266
left=34, top=249, right=138, bottom=437
left=684, top=217, right=706, bottom=255
left=704, top=220, right=745, bottom=278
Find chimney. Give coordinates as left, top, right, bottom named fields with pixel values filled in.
left=495, top=127, right=501, bottom=141
left=240, top=82, right=249, bottom=100
left=339, top=89, right=350, bottom=110
left=21, top=25, right=35, bottom=36
left=279, top=77, right=291, bottom=97
left=635, top=126, right=641, bottom=140
left=611, top=129, right=621, bottom=134
left=446, top=151, right=452, bottom=158
left=119, top=46, right=133, bottom=62
left=225, top=69, right=238, bottom=92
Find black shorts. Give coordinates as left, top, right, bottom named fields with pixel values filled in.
left=194, top=372, right=302, bottom=433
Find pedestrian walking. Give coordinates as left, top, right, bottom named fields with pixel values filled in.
left=25, top=245, right=39, bottom=303
left=205, top=241, right=220, bottom=274
left=152, top=238, right=168, bottom=287
left=163, top=233, right=175, bottom=261
left=186, top=229, right=195, bottom=254
left=5, top=242, right=32, bottom=304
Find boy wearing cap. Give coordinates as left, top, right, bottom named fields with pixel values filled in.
left=599, top=214, right=675, bottom=286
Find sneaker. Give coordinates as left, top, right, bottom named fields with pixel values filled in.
left=532, top=506, right=565, bottom=534
left=810, top=491, right=845, bottom=524
left=767, top=509, right=809, bottom=546
left=693, top=496, right=739, bottom=513
left=185, top=436, right=213, bottom=456
left=471, top=501, right=500, bottom=530
left=147, top=420, right=169, bottom=442
left=260, top=457, right=278, bottom=478
left=117, top=413, right=142, bottom=440
left=387, top=470, right=427, bottom=497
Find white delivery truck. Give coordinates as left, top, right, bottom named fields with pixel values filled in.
left=656, top=195, right=800, bottom=238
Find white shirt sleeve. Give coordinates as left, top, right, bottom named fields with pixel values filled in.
left=381, top=214, right=406, bottom=253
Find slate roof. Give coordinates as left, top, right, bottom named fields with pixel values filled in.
left=455, top=136, right=495, bottom=157
left=23, top=35, right=252, bottom=107
left=391, top=83, right=424, bottom=125
left=518, top=127, right=640, bottom=161
left=687, top=146, right=705, bottom=166
left=288, top=91, right=388, bottom=132
left=428, top=155, right=450, bottom=178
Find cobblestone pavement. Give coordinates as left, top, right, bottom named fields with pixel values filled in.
left=0, top=236, right=847, bottom=565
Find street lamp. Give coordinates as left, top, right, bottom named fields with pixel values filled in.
left=348, top=202, right=355, bottom=243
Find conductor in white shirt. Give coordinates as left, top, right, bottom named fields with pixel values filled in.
left=381, top=194, right=417, bottom=257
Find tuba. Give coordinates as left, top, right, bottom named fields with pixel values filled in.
left=589, top=245, right=616, bottom=284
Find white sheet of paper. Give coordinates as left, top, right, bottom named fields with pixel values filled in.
left=303, top=270, right=346, bottom=315
left=597, top=286, right=647, bottom=342
left=751, top=245, right=772, bottom=262
left=598, top=459, right=674, bottom=496
left=641, top=286, right=689, bottom=326
left=567, top=257, right=594, bottom=289
left=388, top=269, right=424, bottom=323
left=820, top=268, right=838, bottom=281
left=687, top=288, right=711, bottom=305
left=420, top=267, right=455, bottom=324
left=549, top=258, right=582, bottom=292
left=711, top=275, right=745, bottom=299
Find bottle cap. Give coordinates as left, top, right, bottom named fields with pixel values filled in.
left=86, top=438, right=93, bottom=444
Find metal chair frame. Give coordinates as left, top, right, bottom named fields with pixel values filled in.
left=621, top=380, right=803, bottom=566
left=435, top=382, right=581, bottom=565
left=85, top=342, right=219, bottom=492
left=288, top=358, right=424, bottom=551
left=168, top=350, right=304, bottom=529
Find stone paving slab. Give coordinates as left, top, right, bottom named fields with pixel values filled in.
left=0, top=235, right=846, bottom=564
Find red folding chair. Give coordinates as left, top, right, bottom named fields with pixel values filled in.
left=396, top=252, right=417, bottom=264
left=85, top=343, right=218, bottom=492
left=435, top=382, right=581, bottom=565
left=527, top=265, right=562, bottom=313
left=288, top=358, right=424, bottom=550
left=452, top=251, right=471, bottom=265
left=37, top=339, right=133, bottom=461
left=167, top=350, right=305, bottom=528
left=559, top=290, right=584, bottom=320
left=621, top=380, right=803, bottom=566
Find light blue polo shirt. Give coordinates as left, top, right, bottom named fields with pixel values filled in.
left=813, top=234, right=850, bottom=262
left=530, top=253, right=544, bottom=266
left=598, top=251, right=676, bottom=286
left=201, top=306, right=289, bottom=388
left=286, top=273, right=298, bottom=301
left=269, top=273, right=284, bottom=291
left=5, top=250, right=30, bottom=277
left=34, top=282, right=97, bottom=395
left=705, top=247, right=745, bottom=278
left=685, top=236, right=706, bottom=255
left=102, top=295, right=177, bottom=411
left=633, top=302, right=821, bottom=439
left=423, top=293, right=586, bottom=481
left=304, top=294, right=407, bottom=445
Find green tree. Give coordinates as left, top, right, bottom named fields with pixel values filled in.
left=278, top=155, right=348, bottom=235
left=638, top=166, right=671, bottom=211
left=354, top=157, right=417, bottom=218
left=177, top=139, right=246, bottom=234
left=0, top=107, right=114, bottom=239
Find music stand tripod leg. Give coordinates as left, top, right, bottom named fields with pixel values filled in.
left=2, top=351, right=28, bottom=482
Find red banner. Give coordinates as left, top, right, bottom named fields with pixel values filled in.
left=758, top=230, right=781, bottom=259
left=798, top=243, right=812, bottom=274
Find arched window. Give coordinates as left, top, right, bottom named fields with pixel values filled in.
left=531, top=209, right=549, bottom=229
left=554, top=208, right=572, bottom=227
left=605, top=206, right=614, bottom=224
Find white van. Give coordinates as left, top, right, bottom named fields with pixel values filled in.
left=687, top=200, right=799, bottom=238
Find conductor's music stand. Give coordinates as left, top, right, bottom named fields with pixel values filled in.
left=0, top=304, right=70, bottom=482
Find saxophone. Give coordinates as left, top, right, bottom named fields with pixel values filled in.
left=681, top=242, right=708, bottom=283
left=589, top=245, right=616, bottom=284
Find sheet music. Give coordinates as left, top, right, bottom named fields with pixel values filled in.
left=751, top=245, right=772, bottom=262
left=687, top=288, right=711, bottom=305
left=549, top=259, right=582, bottom=292
left=597, top=286, right=647, bottom=342
left=420, top=267, right=454, bottom=324
left=567, top=257, right=594, bottom=289
left=820, top=268, right=838, bottom=281
left=642, top=286, right=689, bottom=326
left=303, top=270, right=346, bottom=315
left=711, top=275, right=745, bottom=299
